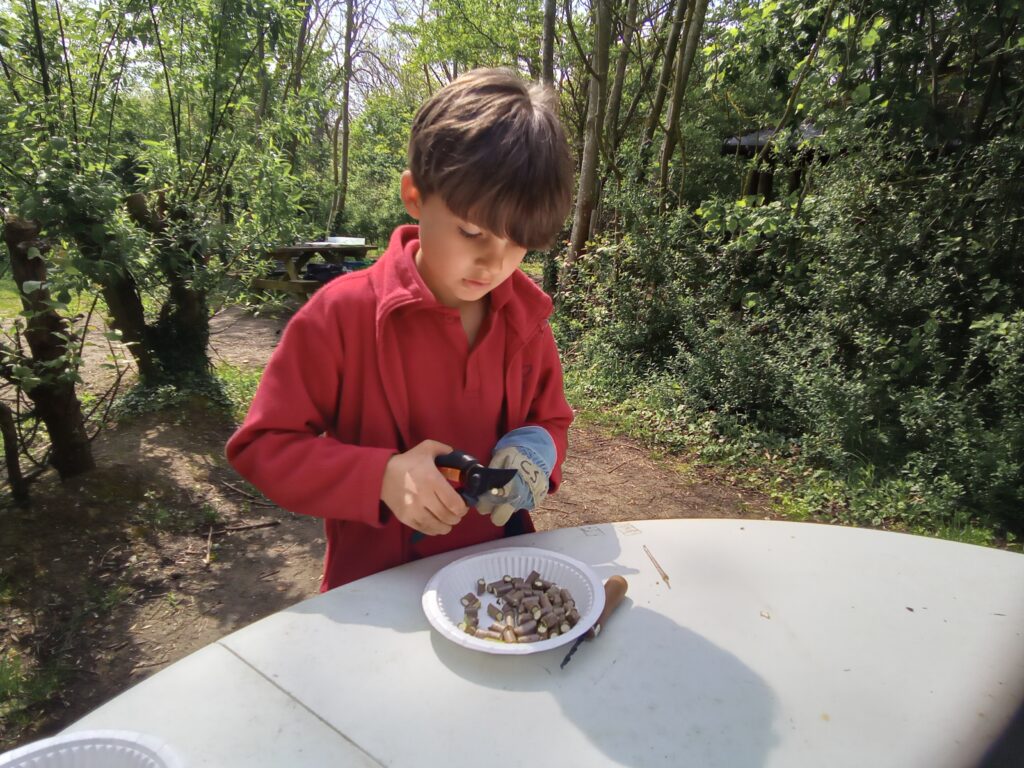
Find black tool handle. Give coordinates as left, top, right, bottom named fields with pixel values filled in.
left=435, top=450, right=481, bottom=487
left=434, top=450, right=479, bottom=471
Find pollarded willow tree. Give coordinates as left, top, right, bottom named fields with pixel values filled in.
left=5, top=0, right=262, bottom=385
left=0, top=0, right=352, bottom=490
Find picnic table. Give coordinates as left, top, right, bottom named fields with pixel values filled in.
left=251, top=242, right=377, bottom=297
left=58, top=519, right=1024, bottom=767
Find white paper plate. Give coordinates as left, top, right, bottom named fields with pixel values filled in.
left=422, top=547, right=604, bottom=655
left=0, top=730, right=181, bottom=768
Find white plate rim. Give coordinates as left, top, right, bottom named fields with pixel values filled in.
left=0, top=729, right=182, bottom=767
left=421, top=546, right=605, bottom=656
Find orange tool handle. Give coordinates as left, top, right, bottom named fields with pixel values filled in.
left=437, top=466, right=462, bottom=483
left=435, top=450, right=477, bottom=486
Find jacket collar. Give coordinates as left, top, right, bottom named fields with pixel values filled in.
left=370, top=224, right=553, bottom=334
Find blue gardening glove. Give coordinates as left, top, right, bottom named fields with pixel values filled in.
left=476, top=426, right=556, bottom=526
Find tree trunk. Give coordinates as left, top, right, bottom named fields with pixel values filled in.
left=152, top=277, right=210, bottom=379
left=126, top=193, right=212, bottom=382
left=285, top=0, right=316, bottom=172
left=255, top=27, right=270, bottom=126
left=71, top=211, right=161, bottom=383
left=658, top=0, right=708, bottom=198
left=327, top=111, right=344, bottom=236
left=540, top=0, right=560, bottom=296
left=971, top=52, right=1006, bottom=143
left=604, top=0, right=639, bottom=155
left=541, top=0, right=556, bottom=86
left=325, top=0, right=354, bottom=235
left=0, top=402, right=29, bottom=506
left=637, top=0, right=684, bottom=176
left=567, top=0, right=612, bottom=264
left=98, top=277, right=160, bottom=381
left=2, top=215, right=94, bottom=479
left=339, top=0, right=353, bottom=222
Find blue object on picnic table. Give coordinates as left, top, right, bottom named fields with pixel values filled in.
left=303, top=261, right=370, bottom=284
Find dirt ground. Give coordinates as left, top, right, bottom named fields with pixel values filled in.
left=0, top=305, right=772, bottom=751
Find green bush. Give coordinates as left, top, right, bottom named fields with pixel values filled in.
left=335, top=93, right=417, bottom=245
left=561, top=132, right=1024, bottom=538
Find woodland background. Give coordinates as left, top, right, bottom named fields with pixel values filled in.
left=0, top=0, right=1022, bottom=743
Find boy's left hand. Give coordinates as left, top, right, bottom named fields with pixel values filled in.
left=475, top=426, right=556, bottom=526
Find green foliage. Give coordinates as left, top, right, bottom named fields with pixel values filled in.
left=214, top=361, right=262, bottom=423
left=337, top=92, right=416, bottom=244
left=2, top=0, right=1020, bottom=547
left=112, top=374, right=232, bottom=419
left=111, top=359, right=262, bottom=426
left=396, top=0, right=543, bottom=82
left=0, top=0, right=348, bottom=389
left=563, top=127, right=1024, bottom=539
left=0, top=648, right=62, bottom=738
left=0, top=278, right=24, bottom=318
left=558, top=0, right=1023, bottom=543
left=130, top=488, right=219, bottom=533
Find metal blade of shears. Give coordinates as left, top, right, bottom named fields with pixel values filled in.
left=462, top=466, right=517, bottom=501
left=434, top=451, right=517, bottom=506
left=560, top=575, right=629, bottom=669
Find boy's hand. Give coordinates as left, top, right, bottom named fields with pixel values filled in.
left=476, top=427, right=556, bottom=526
left=381, top=440, right=468, bottom=536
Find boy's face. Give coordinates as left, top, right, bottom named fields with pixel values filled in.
left=400, top=171, right=528, bottom=310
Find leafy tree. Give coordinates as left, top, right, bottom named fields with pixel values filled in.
left=0, top=0, right=336, bottom=493
left=1, top=212, right=94, bottom=481
left=561, top=0, right=1024, bottom=534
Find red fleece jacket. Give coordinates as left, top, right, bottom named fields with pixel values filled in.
left=226, top=225, right=573, bottom=590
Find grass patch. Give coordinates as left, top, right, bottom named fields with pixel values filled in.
left=0, top=276, right=108, bottom=320
left=0, top=649, right=63, bottom=736
left=86, top=582, right=135, bottom=615
left=0, top=277, right=24, bottom=318
left=129, top=490, right=221, bottom=534
left=109, top=361, right=261, bottom=428
left=214, top=362, right=262, bottom=423
left=113, top=370, right=239, bottom=421
left=519, top=261, right=543, bottom=279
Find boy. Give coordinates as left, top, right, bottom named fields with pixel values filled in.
left=226, top=68, right=576, bottom=590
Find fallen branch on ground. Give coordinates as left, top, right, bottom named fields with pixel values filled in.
left=210, top=521, right=281, bottom=535
left=220, top=480, right=277, bottom=507
left=204, top=526, right=213, bottom=565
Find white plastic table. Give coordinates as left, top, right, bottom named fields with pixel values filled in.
left=64, top=520, right=1024, bottom=767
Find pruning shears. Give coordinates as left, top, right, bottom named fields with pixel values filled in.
left=408, top=451, right=518, bottom=544
left=435, top=450, right=517, bottom=507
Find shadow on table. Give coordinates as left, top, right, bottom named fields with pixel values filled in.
left=430, top=604, right=778, bottom=768
left=271, top=525, right=777, bottom=766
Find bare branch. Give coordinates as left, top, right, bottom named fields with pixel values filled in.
left=565, top=0, right=602, bottom=81
left=53, top=0, right=81, bottom=145
left=87, top=10, right=125, bottom=127
left=28, top=0, right=52, bottom=100
left=0, top=49, right=24, bottom=103
left=147, top=1, right=182, bottom=172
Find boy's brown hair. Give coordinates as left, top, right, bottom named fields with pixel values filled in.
left=408, top=68, right=574, bottom=250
